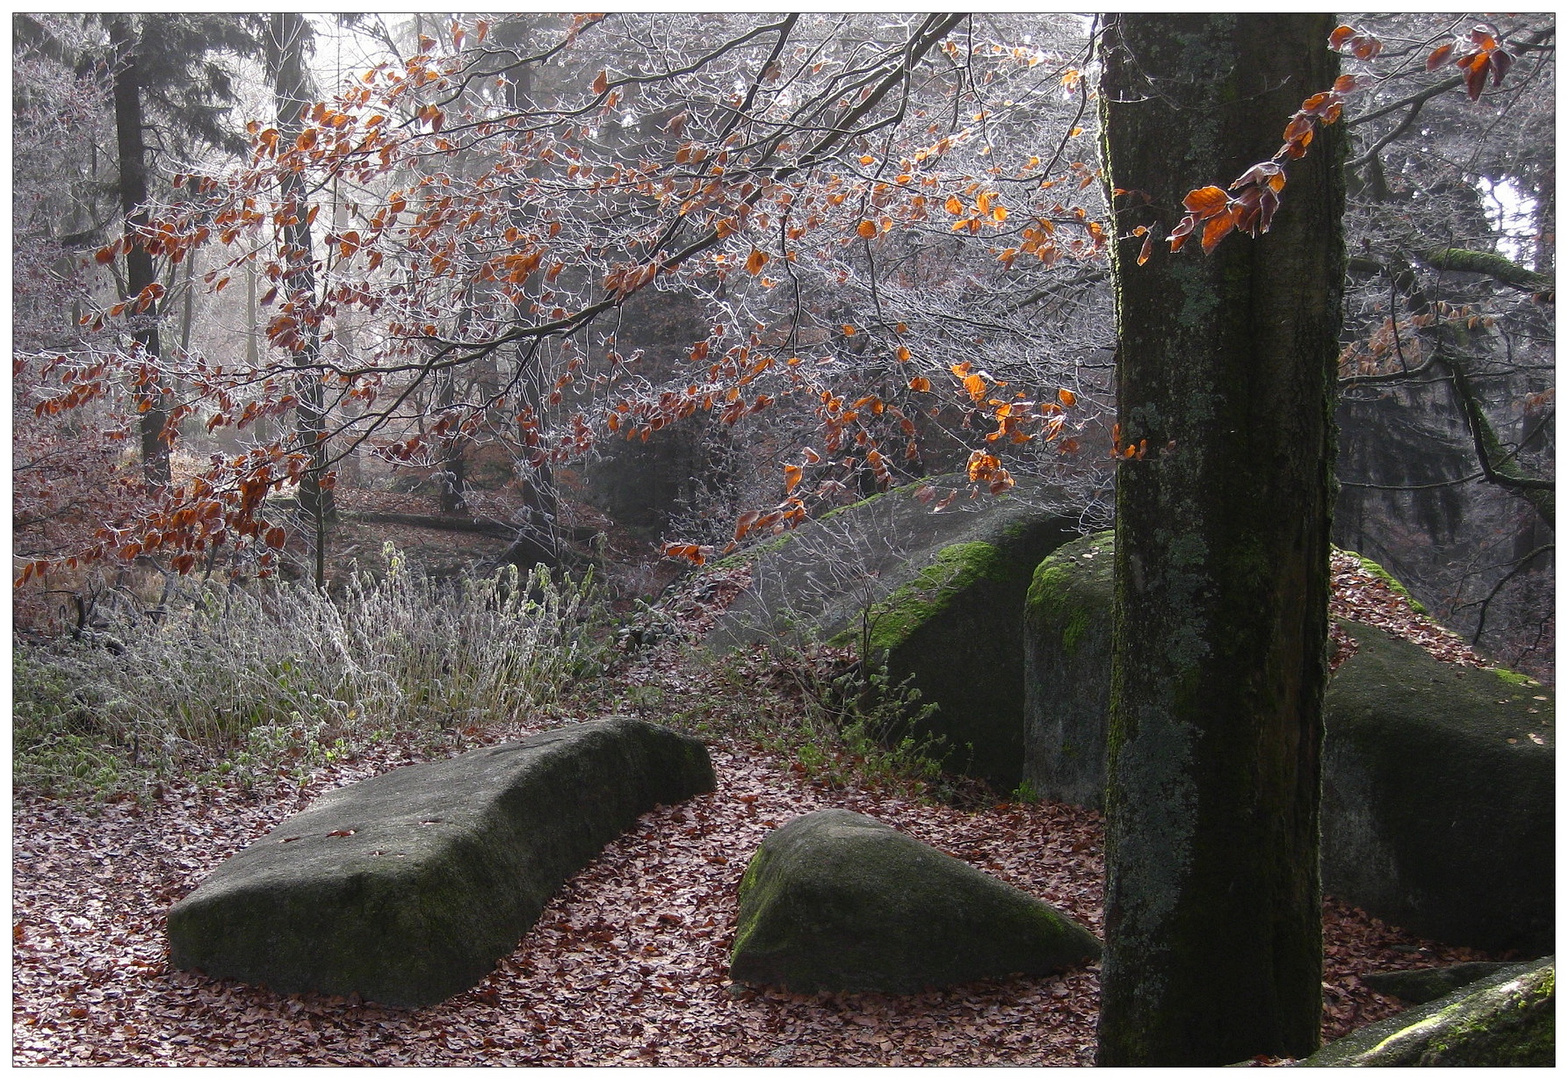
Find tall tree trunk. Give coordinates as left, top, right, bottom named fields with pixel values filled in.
left=268, top=11, right=333, bottom=582
left=496, top=15, right=559, bottom=562
left=110, top=15, right=170, bottom=489
left=1095, top=14, right=1343, bottom=1065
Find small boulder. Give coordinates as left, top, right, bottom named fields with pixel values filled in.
left=168, top=717, right=715, bottom=1007
left=1362, top=961, right=1523, bottom=1005
left=1297, top=955, right=1554, bottom=1066
left=730, top=809, right=1100, bottom=994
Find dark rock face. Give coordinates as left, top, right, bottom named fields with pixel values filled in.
left=1021, top=531, right=1114, bottom=807
left=167, top=718, right=715, bottom=1007
left=730, top=809, right=1100, bottom=994
left=1322, top=622, right=1554, bottom=953
left=708, top=475, right=1083, bottom=788
left=1021, top=531, right=1554, bottom=952
left=1298, top=956, right=1554, bottom=1067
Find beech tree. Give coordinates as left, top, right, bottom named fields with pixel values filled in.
left=16, top=13, right=1115, bottom=581
left=1095, top=14, right=1343, bottom=1065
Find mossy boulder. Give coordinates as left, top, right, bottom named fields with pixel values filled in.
left=1021, top=530, right=1114, bottom=807
left=729, top=809, right=1100, bottom=993
left=1022, top=532, right=1554, bottom=952
left=167, top=718, right=715, bottom=1007
left=1322, top=621, right=1554, bottom=953
left=1296, top=955, right=1554, bottom=1066
left=1362, top=961, right=1524, bottom=1005
left=707, top=474, right=1083, bottom=788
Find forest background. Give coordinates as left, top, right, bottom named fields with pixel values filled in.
left=8, top=12, right=1557, bottom=1066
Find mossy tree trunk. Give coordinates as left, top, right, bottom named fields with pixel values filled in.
left=1095, top=14, right=1344, bottom=1066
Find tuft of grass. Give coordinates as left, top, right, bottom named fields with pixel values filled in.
left=13, top=546, right=609, bottom=799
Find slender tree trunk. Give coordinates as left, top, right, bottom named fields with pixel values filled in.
left=268, top=11, right=333, bottom=583
left=1096, top=14, right=1343, bottom=1065
left=110, top=15, right=170, bottom=489
left=496, top=15, right=558, bottom=562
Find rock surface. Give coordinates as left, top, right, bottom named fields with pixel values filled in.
left=708, top=475, right=1083, bottom=788
left=167, top=717, right=715, bottom=1007
left=729, top=808, right=1100, bottom=994
left=1322, top=621, right=1554, bottom=953
left=1021, top=530, right=1113, bottom=807
left=1362, top=961, right=1523, bottom=1005
left=1297, top=955, right=1554, bottom=1066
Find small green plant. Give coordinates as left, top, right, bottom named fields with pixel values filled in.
left=1011, top=778, right=1042, bottom=804
left=750, top=632, right=948, bottom=796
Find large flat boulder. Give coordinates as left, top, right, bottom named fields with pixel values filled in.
left=730, top=808, right=1100, bottom=994
left=708, top=475, right=1083, bottom=788
left=1295, top=955, right=1554, bottom=1066
left=167, top=717, right=715, bottom=1007
left=1021, top=533, right=1554, bottom=952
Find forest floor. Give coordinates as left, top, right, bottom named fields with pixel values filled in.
left=11, top=548, right=1514, bottom=1066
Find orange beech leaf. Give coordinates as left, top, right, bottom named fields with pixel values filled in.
left=1167, top=215, right=1197, bottom=253
left=856, top=220, right=878, bottom=238
left=963, top=373, right=987, bottom=401
left=264, top=526, right=287, bottom=549
left=1328, top=25, right=1357, bottom=49
left=1232, top=161, right=1286, bottom=193
left=1183, top=186, right=1230, bottom=218
left=841, top=324, right=856, bottom=336
left=745, top=248, right=769, bottom=275
left=896, top=345, right=912, bottom=362
left=592, top=70, right=608, bottom=95
left=1426, top=42, right=1455, bottom=70
left=1137, top=231, right=1154, bottom=266
left=1057, top=388, right=1077, bottom=407
left=783, top=463, right=803, bottom=494
left=661, top=542, right=704, bottom=565
left=1351, top=36, right=1382, bottom=60
left=909, top=376, right=931, bottom=392
left=944, top=194, right=964, bottom=215
left=1200, top=208, right=1238, bottom=253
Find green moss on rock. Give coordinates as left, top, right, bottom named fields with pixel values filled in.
left=1338, top=547, right=1426, bottom=614
left=1297, top=956, right=1554, bottom=1066
left=1021, top=531, right=1116, bottom=807
left=859, top=541, right=1006, bottom=653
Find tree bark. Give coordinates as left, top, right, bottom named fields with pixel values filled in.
left=268, top=12, right=333, bottom=582
left=1096, top=14, right=1343, bottom=1065
left=109, top=15, right=170, bottom=489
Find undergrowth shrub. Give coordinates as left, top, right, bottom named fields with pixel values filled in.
left=13, top=545, right=607, bottom=798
